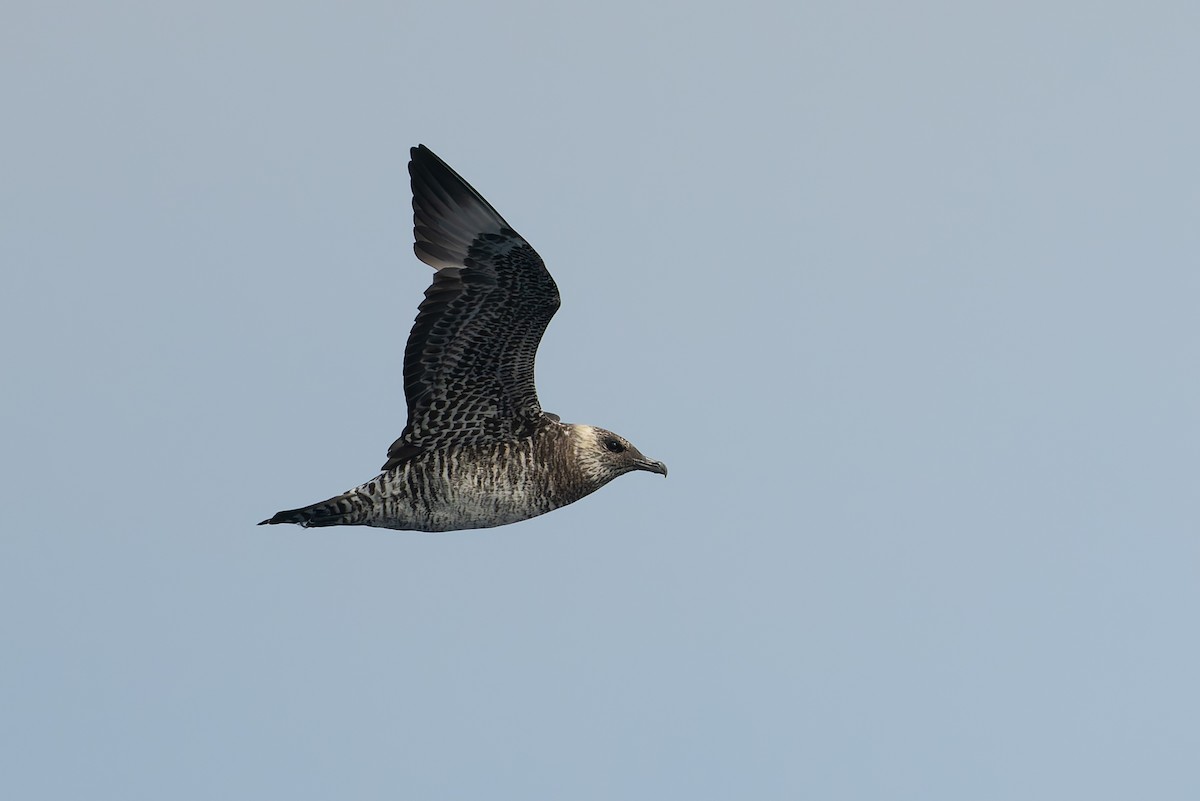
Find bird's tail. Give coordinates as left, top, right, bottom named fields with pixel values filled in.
left=258, top=490, right=373, bottom=528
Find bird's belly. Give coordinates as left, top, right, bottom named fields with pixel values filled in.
left=362, top=464, right=568, bottom=532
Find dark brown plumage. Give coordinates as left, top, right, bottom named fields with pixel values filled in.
left=260, top=145, right=665, bottom=532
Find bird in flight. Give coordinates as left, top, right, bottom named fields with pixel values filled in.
left=260, top=145, right=666, bottom=532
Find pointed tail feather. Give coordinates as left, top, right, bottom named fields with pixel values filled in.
left=258, top=491, right=372, bottom=528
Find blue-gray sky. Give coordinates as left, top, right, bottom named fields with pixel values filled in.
left=3, top=1, right=1197, bottom=798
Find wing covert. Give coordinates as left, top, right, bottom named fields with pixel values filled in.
left=383, top=145, right=560, bottom=471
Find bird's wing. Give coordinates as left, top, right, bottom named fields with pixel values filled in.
left=383, top=145, right=560, bottom=471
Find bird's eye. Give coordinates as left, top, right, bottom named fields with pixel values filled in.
left=604, top=438, right=626, bottom=454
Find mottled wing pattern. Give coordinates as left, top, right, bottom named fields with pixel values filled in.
left=383, top=145, right=560, bottom=471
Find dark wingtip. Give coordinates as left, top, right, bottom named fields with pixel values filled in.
left=410, top=143, right=435, bottom=165
left=258, top=518, right=271, bottom=526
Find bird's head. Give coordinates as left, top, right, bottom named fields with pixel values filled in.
left=567, top=424, right=668, bottom=486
